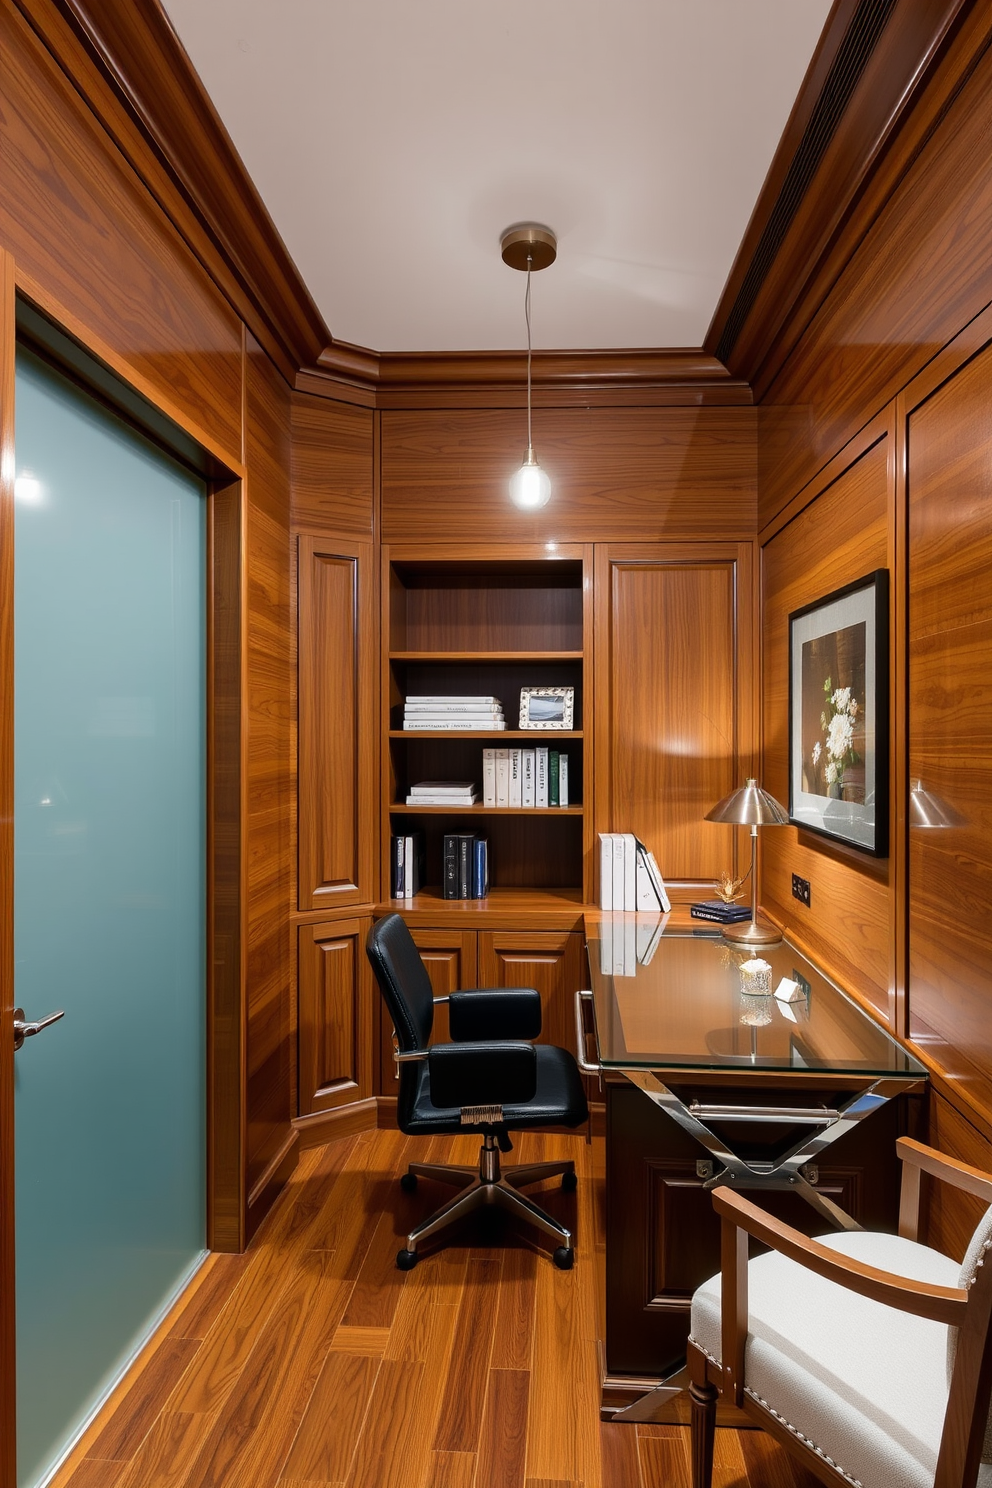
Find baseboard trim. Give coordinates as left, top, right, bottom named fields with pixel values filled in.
left=246, top=1126, right=300, bottom=1242
left=293, top=1098, right=378, bottom=1149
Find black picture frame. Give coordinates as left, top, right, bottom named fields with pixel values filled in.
left=788, top=569, right=889, bottom=856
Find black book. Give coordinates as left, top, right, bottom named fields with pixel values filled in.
left=391, top=834, right=405, bottom=897
left=443, top=834, right=459, bottom=900
left=690, top=904, right=751, bottom=924
left=457, top=833, right=474, bottom=899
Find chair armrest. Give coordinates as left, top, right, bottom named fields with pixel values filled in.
left=713, top=1187, right=968, bottom=1326
left=448, top=988, right=542, bottom=1041
left=897, top=1137, right=992, bottom=1202
left=427, top=1040, right=537, bottom=1110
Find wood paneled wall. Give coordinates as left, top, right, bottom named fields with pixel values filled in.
left=754, top=5, right=992, bottom=1239
left=0, top=0, right=301, bottom=1247
left=380, top=406, right=756, bottom=544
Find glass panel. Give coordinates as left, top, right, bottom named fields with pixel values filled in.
left=586, top=921, right=924, bottom=1075
left=14, top=348, right=206, bottom=1488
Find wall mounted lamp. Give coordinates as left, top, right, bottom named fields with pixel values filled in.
left=501, top=224, right=556, bottom=510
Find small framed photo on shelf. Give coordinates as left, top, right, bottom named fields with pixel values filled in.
left=518, top=686, right=574, bottom=730
left=788, top=568, right=888, bottom=857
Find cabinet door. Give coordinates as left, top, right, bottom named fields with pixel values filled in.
left=298, top=536, right=376, bottom=911
left=376, top=929, right=477, bottom=1093
left=298, top=917, right=374, bottom=1116
left=477, top=930, right=585, bottom=1058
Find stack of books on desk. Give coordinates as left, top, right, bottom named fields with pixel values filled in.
left=690, top=899, right=752, bottom=926
left=405, top=780, right=478, bottom=806
left=403, top=696, right=505, bottom=730
left=599, top=833, right=671, bottom=912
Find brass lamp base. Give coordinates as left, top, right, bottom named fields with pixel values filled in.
left=721, top=916, right=783, bottom=947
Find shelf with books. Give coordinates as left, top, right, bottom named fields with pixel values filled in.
left=382, top=547, right=593, bottom=905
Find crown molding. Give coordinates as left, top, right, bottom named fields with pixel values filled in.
left=705, top=0, right=976, bottom=394
left=39, top=0, right=330, bottom=378
left=300, top=343, right=752, bottom=409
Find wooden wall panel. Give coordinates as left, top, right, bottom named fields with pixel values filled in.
left=291, top=392, right=375, bottom=537
left=907, top=340, right=992, bottom=1124
left=760, top=432, right=893, bottom=1023
left=244, top=336, right=294, bottom=1216
left=926, top=1093, right=992, bottom=1264
left=298, top=918, right=373, bottom=1116
left=380, top=407, right=756, bottom=544
left=0, top=1, right=243, bottom=464
left=297, top=538, right=376, bottom=912
left=594, top=545, right=754, bottom=887
left=757, top=30, right=992, bottom=529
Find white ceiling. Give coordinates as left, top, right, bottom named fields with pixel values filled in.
left=162, top=0, right=832, bottom=354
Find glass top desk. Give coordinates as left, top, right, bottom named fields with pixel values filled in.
left=581, top=916, right=928, bottom=1414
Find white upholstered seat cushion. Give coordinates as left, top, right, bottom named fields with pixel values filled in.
left=690, top=1229, right=992, bottom=1488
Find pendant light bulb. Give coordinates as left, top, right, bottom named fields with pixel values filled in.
left=501, top=224, right=556, bottom=512
left=510, top=448, right=552, bottom=509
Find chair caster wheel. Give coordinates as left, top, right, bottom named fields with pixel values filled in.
left=396, top=1248, right=418, bottom=1270
left=400, top=1172, right=418, bottom=1192
left=561, top=1171, right=578, bottom=1192
left=553, top=1247, right=574, bottom=1270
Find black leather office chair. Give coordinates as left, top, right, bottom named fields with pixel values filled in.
left=366, top=913, right=589, bottom=1270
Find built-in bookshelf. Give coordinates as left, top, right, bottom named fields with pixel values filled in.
left=381, top=547, right=593, bottom=907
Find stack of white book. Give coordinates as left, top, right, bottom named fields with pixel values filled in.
left=405, top=780, right=478, bottom=806
left=403, top=696, right=505, bottom=730
left=598, top=833, right=671, bottom=912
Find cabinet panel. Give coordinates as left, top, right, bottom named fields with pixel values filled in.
left=594, top=545, right=753, bottom=888
left=478, top=930, right=585, bottom=1060
left=298, top=918, right=373, bottom=1116
left=298, top=537, right=376, bottom=910
left=376, top=929, right=477, bottom=1093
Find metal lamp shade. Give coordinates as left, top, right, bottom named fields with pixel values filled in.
left=705, top=778, right=788, bottom=946
left=705, top=778, right=790, bottom=827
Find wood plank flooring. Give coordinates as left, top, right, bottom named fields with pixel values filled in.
left=50, top=1129, right=819, bottom=1488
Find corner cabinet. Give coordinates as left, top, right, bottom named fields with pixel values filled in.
left=380, top=544, right=595, bottom=907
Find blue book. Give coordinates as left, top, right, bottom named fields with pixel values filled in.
left=473, top=837, right=489, bottom=898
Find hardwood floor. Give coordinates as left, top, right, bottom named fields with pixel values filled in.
left=50, top=1129, right=818, bottom=1488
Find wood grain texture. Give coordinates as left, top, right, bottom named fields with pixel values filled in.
left=380, top=408, right=756, bottom=544
left=297, top=537, right=377, bottom=911
left=926, top=1095, right=992, bottom=1264
left=760, top=432, right=894, bottom=1024
left=43, top=1130, right=818, bottom=1488
left=245, top=335, right=295, bottom=1222
left=0, top=1, right=244, bottom=464
left=0, top=247, right=16, bottom=1488
left=477, top=930, right=586, bottom=1078
left=291, top=392, right=375, bottom=537
left=594, top=545, right=754, bottom=887
left=756, top=9, right=992, bottom=526
left=907, top=336, right=992, bottom=1112
left=52, top=0, right=328, bottom=375
left=298, top=918, right=374, bottom=1117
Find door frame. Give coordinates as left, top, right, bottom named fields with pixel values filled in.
left=0, top=257, right=251, bottom=1486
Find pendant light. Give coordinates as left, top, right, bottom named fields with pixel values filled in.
left=501, top=224, right=556, bottom=510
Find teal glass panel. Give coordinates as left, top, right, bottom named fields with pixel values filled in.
left=14, top=348, right=206, bottom=1488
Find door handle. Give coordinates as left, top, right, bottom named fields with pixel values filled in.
left=14, top=1007, right=65, bottom=1051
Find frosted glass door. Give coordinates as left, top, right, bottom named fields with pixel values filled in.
left=14, top=348, right=206, bottom=1487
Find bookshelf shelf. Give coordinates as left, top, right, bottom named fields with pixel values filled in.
left=382, top=548, right=593, bottom=905
left=389, top=729, right=583, bottom=740
left=392, top=804, right=583, bottom=816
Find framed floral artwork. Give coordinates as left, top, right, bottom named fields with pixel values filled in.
left=788, top=570, right=889, bottom=856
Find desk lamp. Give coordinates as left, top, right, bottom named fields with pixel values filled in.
left=705, top=778, right=789, bottom=945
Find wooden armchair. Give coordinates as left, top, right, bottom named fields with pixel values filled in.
left=688, top=1138, right=992, bottom=1488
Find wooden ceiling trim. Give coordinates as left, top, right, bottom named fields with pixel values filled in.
left=29, top=0, right=330, bottom=378
left=706, top=0, right=976, bottom=390
left=304, top=344, right=752, bottom=409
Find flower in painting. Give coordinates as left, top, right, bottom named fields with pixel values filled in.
left=827, top=711, right=854, bottom=761
left=811, top=741, right=822, bottom=767
left=831, top=687, right=851, bottom=710
left=825, top=761, right=838, bottom=785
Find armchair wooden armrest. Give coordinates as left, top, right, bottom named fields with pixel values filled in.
left=898, top=1137, right=992, bottom=1241
left=712, top=1186, right=968, bottom=1407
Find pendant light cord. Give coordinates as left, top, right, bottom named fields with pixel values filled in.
left=525, top=255, right=533, bottom=452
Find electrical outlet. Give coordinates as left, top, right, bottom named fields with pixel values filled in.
left=792, top=873, right=811, bottom=907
